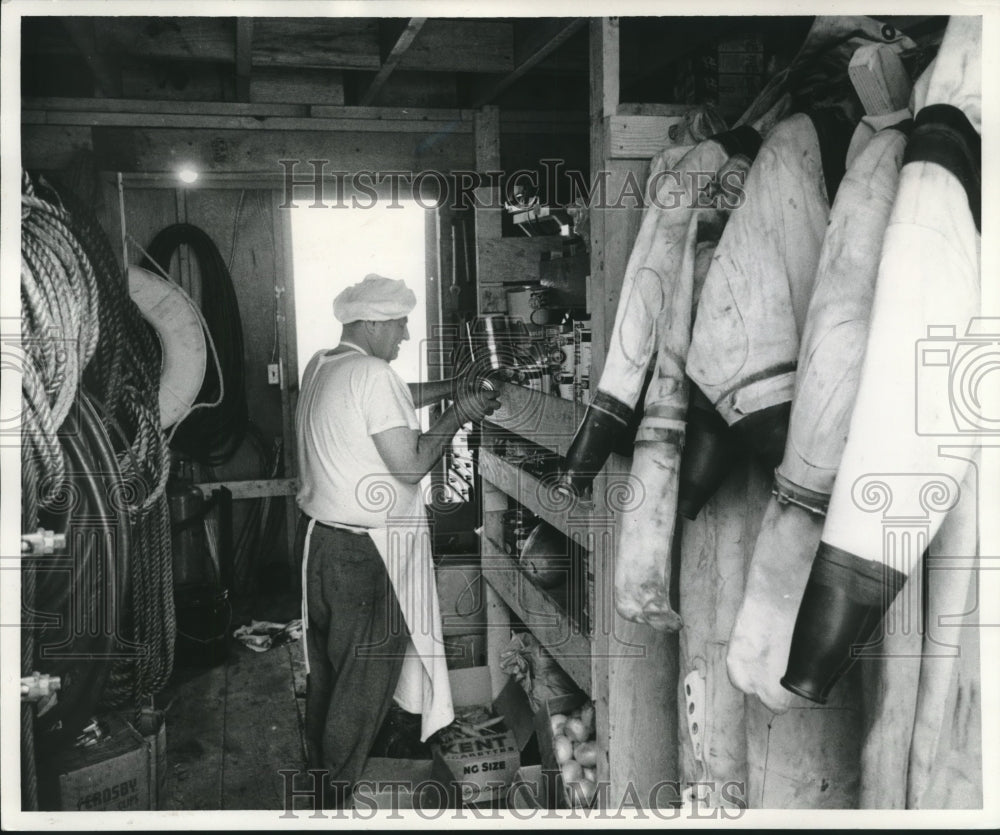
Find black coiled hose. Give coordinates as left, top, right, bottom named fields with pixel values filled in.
left=141, top=224, right=249, bottom=467
left=32, top=392, right=129, bottom=752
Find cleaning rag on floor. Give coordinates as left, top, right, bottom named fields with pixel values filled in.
left=233, top=619, right=303, bottom=652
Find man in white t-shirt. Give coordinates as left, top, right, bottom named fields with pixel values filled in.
left=294, top=274, right=499, bottom=807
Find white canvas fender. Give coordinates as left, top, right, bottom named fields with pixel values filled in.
left=781, top=16, right=982, bottom=706
left=686, top=113, right=832, bottom=468
left=127, top=265, right=207, bottom=428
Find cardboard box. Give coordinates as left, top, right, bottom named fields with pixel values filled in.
left=507, top=764, right=558, bottom=810
left=431, top=667, right=537, bottom=805
left=533, top=691, right=591, bottom=809
left=44, top=716, right=153, bottom=811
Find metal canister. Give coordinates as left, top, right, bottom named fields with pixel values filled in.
left=557, top=331, right=575, bottom=375
left=506, top=284, right=552, bottom=326
left=520, top=363, right=544, bottom=392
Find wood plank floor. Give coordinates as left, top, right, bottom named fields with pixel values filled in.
left=161, top=638, right=307, bottom=811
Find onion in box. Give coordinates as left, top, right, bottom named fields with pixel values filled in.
left=561, top=760, right=583, bottom=784
left=569, top=778, right=597, bottom=807
left=564, top=717, right=589, bottom=743
left=554, top=734, right=574, bottom=765
left=574, top=741, right=597, bottom=767
left=550, top=713, right=568, bottom=736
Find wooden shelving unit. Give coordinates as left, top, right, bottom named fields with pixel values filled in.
left=471, top=19, right=685, bottom=808
left=479, top=545, right=592, bottom=694
left=486, top=381, right=584, bottom=456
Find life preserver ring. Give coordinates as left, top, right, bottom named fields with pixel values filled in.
left=127, top=265, right=207, bottom=428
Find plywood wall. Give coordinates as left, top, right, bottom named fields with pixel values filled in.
left=96, top=178, right=295, bottom=582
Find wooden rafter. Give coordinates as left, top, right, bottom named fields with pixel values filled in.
left=358, top=18, right=427, bottom=106
left=235, top=18, right=253, bottom=103
left=470, top=17, right=585, bottom=108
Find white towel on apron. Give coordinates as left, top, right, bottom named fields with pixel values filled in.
left=367, top=487, right=454, bottom=742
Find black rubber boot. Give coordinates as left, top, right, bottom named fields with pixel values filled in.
left=678, top=387, right=738, bottom=520
left=732, top=401, right=791, bottom=470
left=560, top=392, right=632, bottom=497
left=781, top=542, right=906, bottom=704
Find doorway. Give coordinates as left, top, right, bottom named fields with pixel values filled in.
left=290, top=200, right=428, bottom=389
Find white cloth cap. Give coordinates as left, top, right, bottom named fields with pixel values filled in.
left=333, top=274, right=417, bottom=323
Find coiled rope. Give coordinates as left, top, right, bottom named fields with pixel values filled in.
left=20, top=172, right=102, bottom=808
left=20, top=174, right=175, bottom=726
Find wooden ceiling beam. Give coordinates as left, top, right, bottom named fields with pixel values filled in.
left=358, top=18, right=427, bottom=106
left=94, top=17, right=235, bottom=63
left=470, top=17, right=586, bottom=108
left=396, top=19, right=513, bottom=73
left=22, top=97, right=474, bottom=133
left=235, top=19, right=253, bottom=103
left=251, top=18, right=380, bottom=70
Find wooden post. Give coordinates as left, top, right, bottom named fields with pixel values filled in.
left=273, top=200, right=300, bottom=568
left=474, top=105, right=502, bottom=317
left=588, top=22, right=617, bottom=802
left=587, top=16, right=680, bottom=808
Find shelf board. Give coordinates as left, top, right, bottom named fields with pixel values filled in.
left=481, top=538, right=592, bottom=695
left=485, top=382, right=583, bottom=456
left=479, top=449, right=596, bottom=537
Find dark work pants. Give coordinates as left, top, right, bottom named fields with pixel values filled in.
left=295, top=514, right=410, bottom=807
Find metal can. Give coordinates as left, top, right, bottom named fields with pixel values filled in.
left=506, top=284, right=552, bottom=326
left=557, top=332, right=575, bottom=374
left=556, top=371, right=575, bottom=400
left=520, top=363, right=544, bottom=392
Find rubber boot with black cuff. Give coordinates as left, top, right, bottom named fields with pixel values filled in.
left=732, top=400, right=792, bottom=471
left=678, top=385, right=739, bottom=519
left=781, top=542, right=906, bottom=704
left=560, top=391, right=632, bottom=498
